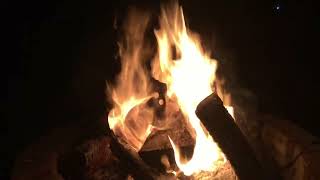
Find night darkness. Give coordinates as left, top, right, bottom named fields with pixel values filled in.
left=4, top=0, right=319, bottom=178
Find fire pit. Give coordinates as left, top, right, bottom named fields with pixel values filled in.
left=57, top=2, right=260, bottom=179
left=11, top=2, right=320, bottom=180
left=58, top=2, right=268, bottom=179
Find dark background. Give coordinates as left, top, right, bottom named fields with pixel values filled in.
left=5, top=0, right=319, bottom=178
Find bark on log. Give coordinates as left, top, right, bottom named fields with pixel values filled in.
left=195, top=93, right=267, bottom=180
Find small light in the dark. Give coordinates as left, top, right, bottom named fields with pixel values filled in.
left=273, top=3, right=282, bottom=13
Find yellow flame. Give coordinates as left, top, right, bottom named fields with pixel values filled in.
left=107, top=3, right=234, bottom=176
left=107, top=10, right=154, bottom=151
left=216, top=79, right=235, bottom=119
left=152, top=4, right=226, bottom=175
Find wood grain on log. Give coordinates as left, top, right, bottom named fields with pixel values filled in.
left=195, top=93, right=266, bottom=180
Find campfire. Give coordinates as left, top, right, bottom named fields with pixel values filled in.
left=108, top=2, right=227, bottom=175
left=105, top=2, right=261, bottom=179
left=11, top=1, right=320, bottom=180
left=60, top=2, right=265, bottom=180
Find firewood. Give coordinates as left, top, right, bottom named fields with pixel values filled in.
left=109, top=131, right=176, bottom=180
left=195, top=93, right=267, bottom=180
left=141, top=99, right=195, bottom=151
left=57, top=133, right=174, bottom=180
left=139, top=145, right=194, bottom=173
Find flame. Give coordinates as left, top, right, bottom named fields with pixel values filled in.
left=107, top=3, right=235, bottom=176
left=152, top=4, right=226, bottom=175
left=107, top=10, right=154, bottom=151
left=216, top=79, right=235, bottom=119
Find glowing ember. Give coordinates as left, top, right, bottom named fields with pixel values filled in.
left=107, top=2, right=235, bottom=177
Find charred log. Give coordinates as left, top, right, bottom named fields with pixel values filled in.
left=108, top=106, right=175, bottom=180
left=57, top=133, right=174, bottom=180
left=139, top=147, right=237, bottom=180
left=149, top=78, right=167, bottom=119
left=195, top=93, right=267, bottom=180
left=142, top=98, right=194, bottom=151
left=139, top=145, right=194, bottom=173
left=109, top=131, right=162, bottom=179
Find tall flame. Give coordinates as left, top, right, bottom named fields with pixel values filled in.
left=107, top=10, right=154, bottom=151
left=152, top=4, right=225, bottom=175
left=108, top=3, right=233, bottom=176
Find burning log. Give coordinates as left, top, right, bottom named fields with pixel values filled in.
left=139, top=148, right=238, bottom=180
left=106, top=105, right=175, bottom=180
left=195, top=93, right=267, bottom=180
left=109, top=131, right=164, bottom=179
left=58, top=132, right=175, bottom=180
left=142, top=99, right=195, bottom=151
left=140, top=145, right=194, bottom=173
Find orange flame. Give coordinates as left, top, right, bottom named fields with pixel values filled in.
left=216, top=79, right=235, bottom=119
left=152, top=4, right=226, bottom=175
left=107, top=10, right=154, bottom=151
left=108, top=3, right=235, bottom=176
